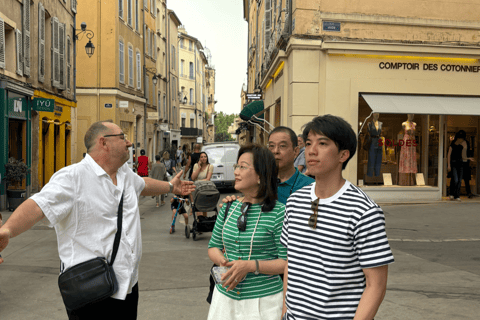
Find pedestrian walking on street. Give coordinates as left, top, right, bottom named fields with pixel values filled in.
left=447, top=130, right=473, bottom=201
left=183, top=143, right=202, bottom=181
left=137, top=149, right=150, bottom=177
left=0, top=120, right=194, bottom=320
left=207, top=144, right=286, bottom=320
left=150, top=154, right=167, bottom=207
left=280, top=115, right=394, bottom=320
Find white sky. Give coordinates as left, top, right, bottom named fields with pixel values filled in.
left=168, top=0, right=248, bottom=115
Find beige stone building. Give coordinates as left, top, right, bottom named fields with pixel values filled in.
left=205, top=65, right=216, bottom=143
left=178, top=28, right=211, bottom=150
left=1, top=0, right=76, bottom=209
left=242, top=0, right=480, bottom=202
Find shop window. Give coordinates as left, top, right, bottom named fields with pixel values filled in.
left=358, top=97, right=439, bottom=188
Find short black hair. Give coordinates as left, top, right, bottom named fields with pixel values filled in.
left=268, top=126, right=298, bottom=148
left=237, top=144, right=278, bottom=212
left=302, top=115, right=357, bottom=170
left=140, top=149, right=146, bottom=155
left=155, top=155, right=160, bottom=161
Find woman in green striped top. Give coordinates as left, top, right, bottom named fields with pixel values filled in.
left=207, top=144, right=287, bottom=320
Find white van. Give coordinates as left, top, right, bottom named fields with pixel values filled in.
left=202, top=142, right=240, bottom=189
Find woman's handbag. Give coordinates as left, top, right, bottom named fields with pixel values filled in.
left=206, top=202, right=232, bottom=304
left=58, top=193, right=124, bottom=311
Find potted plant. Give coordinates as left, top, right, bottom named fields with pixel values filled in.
left=4, top=157, right=30, bottom=211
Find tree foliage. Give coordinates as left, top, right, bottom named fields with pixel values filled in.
left=214, top=111, right=238, bottom=142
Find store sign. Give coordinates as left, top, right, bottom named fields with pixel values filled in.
left=7, top=98, right=27, bottom=118
left=379, top=61, right=480, bottom=73
left=246, top=93, right=262, bottom=100
left=323, top=21, right=341, bottom=32
left=159, top=123, right=169, bottom=131
left=119, top=101, right=129, bottom=108
left=197, top=137, right=203, bottom=143
left=32, top=98, right=55, bottom=112
left=54, top=105, right=63, bottom=117
left=147, top=112, right=158, bottom=120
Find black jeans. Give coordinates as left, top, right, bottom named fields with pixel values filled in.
left=450, top=161, right=464, bottom=199
left=67, top=283, right=139, bottom=320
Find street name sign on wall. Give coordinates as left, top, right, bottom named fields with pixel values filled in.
left=119, top=101, right=128, bottom=108
left=323, top=21, right=341, bottom=32
left=32, top=98, right=55, bottom=112
left=105, top=103, right=113, bottom=108
left=246, top=93, right=262, bottom=100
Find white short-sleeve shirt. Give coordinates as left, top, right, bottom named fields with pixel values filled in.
left=30, top=154, right=146, bottom=300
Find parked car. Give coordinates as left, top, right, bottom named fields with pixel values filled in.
left=202, top=142, right=240, bottom=189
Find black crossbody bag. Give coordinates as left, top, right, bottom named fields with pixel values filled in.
left=58, top=192, right=124, bottom=310
left=206, top=202, right=232, bottom=304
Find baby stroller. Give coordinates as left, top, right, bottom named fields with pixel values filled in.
left=185, top=180, right=220, bottom=241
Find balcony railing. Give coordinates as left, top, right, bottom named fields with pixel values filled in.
left=181, top=127, right=201, bottom=136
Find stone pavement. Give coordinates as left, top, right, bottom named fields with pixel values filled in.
left=0, top=196, right=479, bottom=319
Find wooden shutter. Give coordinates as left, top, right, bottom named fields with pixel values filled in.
left=16, top=29, right=23, bottom=76
left=265, top=0, right=271, bottom=50
left=145, top=76, right=149, bottom=104
left=0, top=17, right=4, bottom=69
left=136, top=51, right=141, bottom=89
left=119, top=40, right=124, bottom=83
left=154, top=33, right=157, bottom=60
left=119, top=0, right=123, bottom=18
left=71, top=0, right=77, bottom=13
left=38, top=2, right=45, bottom=82
left=67, top=36, right=71, bottom=91
left=52, top=17, right=60, bottom=87
left=23, top=0, right=31, bottom=77
left=59, top=23, right=66, bottom=90
left=144, top=0, right=147, bottom=9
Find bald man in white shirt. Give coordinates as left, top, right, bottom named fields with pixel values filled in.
left=0, top=120, right=194, bottom=319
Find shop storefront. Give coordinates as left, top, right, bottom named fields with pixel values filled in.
left=0, top=82, right=34, bottom=210
left=322, top=49, right=480, bottom=202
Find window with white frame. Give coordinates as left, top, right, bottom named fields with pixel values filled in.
left=128, top=45, right=133, bottom=86
left=67, top=36, right=71, bottom=91
left=119, top=40, right=124, bottom=83
left=189, top=88, right=193, bottom=105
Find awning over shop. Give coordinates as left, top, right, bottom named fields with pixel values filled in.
left=240, top=100, right=264, bottom=122
left=361, top=94, right=480, bottom=115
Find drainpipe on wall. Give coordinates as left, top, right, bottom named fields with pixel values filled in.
left=143, top=5, right=147, bottom=151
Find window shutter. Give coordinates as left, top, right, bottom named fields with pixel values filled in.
left=153, top=0, right=156, bottom=17
left=71, top=0, right=77, bottom=13
left=154, top=34, right=157, bottom=60
left=67, top=36, right=71, bottom=91
left=52, top=17, right=60, bottom=88
left=23, top=0, right=31, bottom=77
left=144, top=0, right=147, bottom=9
left=38, top=2, right=45, bottom=82
left=0, top=17, right=4, bottom=69
left=128, top=46, right=133, bottom=86
left=59, top=23, right=66, bottom=90
left=136, top=52, right=141, bottom=89
left=16, top=29, right=23, bottom=76
left=119, top=40, right=124, bottom=83
left=265, top=0, right=271, bottom=49
left=119, top=0, right=123, bottom=18
left=145, top=77, right=149, bottom=104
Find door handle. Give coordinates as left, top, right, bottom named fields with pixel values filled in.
left=217, top=165, right=224, bottom=167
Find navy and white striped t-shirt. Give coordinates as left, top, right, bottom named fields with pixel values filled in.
left=281, top=181, right=394, bottom=319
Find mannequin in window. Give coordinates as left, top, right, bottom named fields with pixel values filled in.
left=399, top=114, right=417, bottom=186
left=367, top=113, right=383, bottom=177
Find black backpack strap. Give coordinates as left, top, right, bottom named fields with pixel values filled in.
left=109, top=191, right=124, bottom=266
left=223, top=202, right=232, bottom=222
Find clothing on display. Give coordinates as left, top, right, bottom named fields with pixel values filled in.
left=399, top=118, right=417, bottom=186
left=367, top=120, right=383, bottom=177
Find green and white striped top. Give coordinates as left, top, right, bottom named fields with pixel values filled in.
left=208, top=200, right=287, bottom=301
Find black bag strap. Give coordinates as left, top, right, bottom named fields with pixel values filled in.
left=109, top=191, right=124, bottom=266
left=223, top=202, right=232, bottom=222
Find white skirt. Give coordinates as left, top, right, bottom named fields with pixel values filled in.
left=207, top=287, right=283, bottom=320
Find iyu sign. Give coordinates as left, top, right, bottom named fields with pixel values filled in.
left=33, top=98, right=55, bottom=112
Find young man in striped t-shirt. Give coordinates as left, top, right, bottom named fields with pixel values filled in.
left=280, top=115, right=394, bottom=320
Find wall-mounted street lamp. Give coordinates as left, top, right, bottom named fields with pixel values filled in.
left=178, top=91, right=188, bottom=104
left=75, top=22, right=95, bottom=58
left=145, top=67, right=161, bottom=85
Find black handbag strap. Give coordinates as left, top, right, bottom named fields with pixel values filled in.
left=109, top=191, right=124, bottom=266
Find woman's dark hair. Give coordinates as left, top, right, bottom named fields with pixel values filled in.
left=140, top=149, right=146, bottom=156
left=237, top=144, right=278, bottom=212
left=199, top=152, right=209, bottom=165
left=451, top=130, right=467, bottom=146
left=302, top=114, right=357, bottom=170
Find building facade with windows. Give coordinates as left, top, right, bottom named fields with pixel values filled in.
left=242, top=0, right=480, bottom=202
left=76, top=0, right=146, bottom=164
left=178, top=27, right=207, bottom=150
left=0, top=0, right=77, bottom=209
